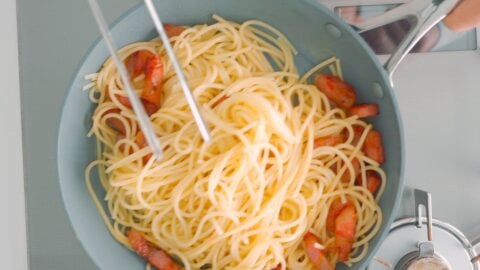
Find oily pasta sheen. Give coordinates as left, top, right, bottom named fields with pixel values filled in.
left=85, top=15, right=385, bottom=270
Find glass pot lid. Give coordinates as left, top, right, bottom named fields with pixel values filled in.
left=368, top=189, right=480, bottom=270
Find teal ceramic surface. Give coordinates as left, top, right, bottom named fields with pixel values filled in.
left=57, top=0, right=404, bottom=269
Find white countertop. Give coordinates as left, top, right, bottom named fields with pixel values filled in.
left=0, top=0, right=28, bottom=269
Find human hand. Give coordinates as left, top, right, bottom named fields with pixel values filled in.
left=444, top=0, right=480, bottom=32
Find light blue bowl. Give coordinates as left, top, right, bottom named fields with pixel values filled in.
left=58, top=0, right=404, bottom=269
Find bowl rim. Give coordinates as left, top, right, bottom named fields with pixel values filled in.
left=56, top=1, right=406, bottom=269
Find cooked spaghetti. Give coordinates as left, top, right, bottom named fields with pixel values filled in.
left=84, top=15, right=385, bottom=270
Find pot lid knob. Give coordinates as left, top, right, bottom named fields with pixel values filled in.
left=395, top=190, right=451, bottom=269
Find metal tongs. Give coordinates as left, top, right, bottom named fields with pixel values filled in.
left=348, top=0, right=459, bottom=85
left=87, top=0, right=211, bottom=160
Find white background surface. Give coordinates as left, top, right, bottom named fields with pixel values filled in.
left=0, top=0, right=28, bottom=270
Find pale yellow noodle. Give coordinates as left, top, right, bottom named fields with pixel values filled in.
left=84, top=16, right=386, bottom=270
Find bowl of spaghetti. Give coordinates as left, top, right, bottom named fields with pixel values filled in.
left=58, top=0, right=404, bottom=269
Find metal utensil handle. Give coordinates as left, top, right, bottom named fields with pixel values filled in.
left=414, top=189, right=433, bottom=241
left=143, top=0, right=211, bottom=143
left=350, top=0, right=459, bottom=86
left=87, top=0, right=163, bottom=159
